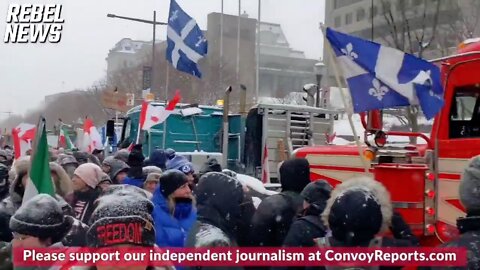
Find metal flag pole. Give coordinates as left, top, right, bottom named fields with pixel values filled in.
left=236, top=0, right=241, bottom=82
left=220, top=0, right=224, bottom=91
left=152, top=11, right=157, bottom=94
left=163, top=65, right=170, bottom=148
left=255, top=0, right=261, bottom=102
left=319, top=24, right=369, bottom=173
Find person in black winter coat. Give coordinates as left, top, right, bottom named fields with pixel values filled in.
left=427, top=155, right=480, bottom=270
left=186, top=172, right=244, bottom=249
left=249, top=158, right=311, bottom=247
left=283, top=180, right=332, bottom=248
left=222, top=169, right=257, bottom=247
left=311, top=176, right=418, bottom=270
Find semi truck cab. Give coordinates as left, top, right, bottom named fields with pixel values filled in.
left=293, top=39, right=480, bottom=246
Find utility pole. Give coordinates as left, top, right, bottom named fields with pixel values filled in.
left=107, top=13, right=167, bottom=98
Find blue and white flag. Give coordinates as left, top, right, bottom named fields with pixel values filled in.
left=166, top=0, right=208, bottom=78
left=326, top=27, right=444, bottom=119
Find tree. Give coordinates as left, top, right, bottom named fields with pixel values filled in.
left=379, top=0, right=443, bottom=143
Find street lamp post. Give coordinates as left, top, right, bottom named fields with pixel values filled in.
left=106, top=13, right=167, bottom=97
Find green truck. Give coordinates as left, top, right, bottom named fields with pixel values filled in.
left=118, top=101, right=339, bottom=182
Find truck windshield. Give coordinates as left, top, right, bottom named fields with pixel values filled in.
left=450, top=85, right=480, bottom=138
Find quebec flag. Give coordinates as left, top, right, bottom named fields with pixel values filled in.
left=326, top=27, right=444, bottom=120
left=167, top=0, right=208, bottom=78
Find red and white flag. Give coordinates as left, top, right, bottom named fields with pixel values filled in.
left=82, top=118, right=103, bottom=153
left=140, top=90, right=181, bottom=131
left=261, top=141, right=270, bottom=183
left=12, top=123, right=36, bottom=160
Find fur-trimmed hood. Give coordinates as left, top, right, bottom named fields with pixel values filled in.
left=7, top=157, right=73, bottom=207
left=322, top=176, right=393, bottom=241
left=8, top=157, right=31, bottom=207
left=50, top=162, right=73, bottom=199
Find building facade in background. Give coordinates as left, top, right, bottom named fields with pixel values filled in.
left=325, top=0, right=479, bottom=59
left=105, top=12, right=319, bottom=104
left=106, top=38, right=151, bottom=80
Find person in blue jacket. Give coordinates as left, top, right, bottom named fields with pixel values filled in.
left=152, top=169, right=197, bottom=247
left=123, top=144, right=145, bottom=188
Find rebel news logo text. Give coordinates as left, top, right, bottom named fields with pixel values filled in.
left=4, top=4, right=64, bottom=43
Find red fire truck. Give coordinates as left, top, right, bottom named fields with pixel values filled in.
left=293, top=39, right=480, bottom=246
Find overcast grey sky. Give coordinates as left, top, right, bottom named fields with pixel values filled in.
left=0, top=0, right=325, bottom=120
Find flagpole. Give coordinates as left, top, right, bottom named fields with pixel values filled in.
left=255, top=0, right=261, bottom=102
left=236, top=0, right=241, bottom=82
left=163, top=65, right=170, bottom=149
left=320, top=24, right=369, bottom=173
left=220, top=0, right=224, bottom=91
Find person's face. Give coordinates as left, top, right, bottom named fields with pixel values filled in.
left=303, top=200, right=310, bottom=210
left=144, top=181, right=158, bottom=194
left=186, top=173, right=195, bottom=187
left=172, top=183, right=192, bottom=199
left=102, top=164, right=111, bottom=173
left=116, top=172, right=128, bottom=183
left=12, top=233, right=49, bottom=248
left=72, top=175, right=89, bottom=192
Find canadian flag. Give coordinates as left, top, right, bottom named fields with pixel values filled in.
left=12, top=123, right=36, bottom=160
left=82, top=118, right=103, bottom=153
left=261, top=140, right=270, bottom=183
left=140, top=90, right=181, bottom=131
left=325, top=131, right=337, bottom=144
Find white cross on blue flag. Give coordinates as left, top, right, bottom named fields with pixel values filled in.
left=326, top=27, right=444, bottom=120
left=167, top=0, right=208, bottom=78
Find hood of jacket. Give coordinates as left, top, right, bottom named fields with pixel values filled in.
left=8, top=157, right=30, bottom=208
left=279, top=158, right=311, bottom=193
left=107, top=158, right=129, bottom=183
left=195, top=172, right=244, bottom=237
left=322, top=176, right=392, bottom=245
left=50, top=162, right=74, bottom=200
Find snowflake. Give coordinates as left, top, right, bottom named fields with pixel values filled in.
left=369, top=79, right=389, bottom=101
left=341, top=43, right=358, bottom=60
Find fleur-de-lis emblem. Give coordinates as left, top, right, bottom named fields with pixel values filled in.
left=369, top=79, right=389, bottom=101
left=429, top=90, right=443, bottom=100
left=341, top=43, right=358, bottom=60
left=170, top=10, right=179, bottom=22
left=195, top=36, right=206, bottom=47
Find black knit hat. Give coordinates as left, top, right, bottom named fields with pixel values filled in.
left=87, top=190, right=155, bottom=247
left=9, top=194, right=73, bottom=243
left=301, top=180, right=333, bottom=205
left=160, top=169, right=188, bottom=198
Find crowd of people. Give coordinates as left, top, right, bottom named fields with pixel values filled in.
left=0, top=145, right=478, bottom=270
